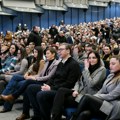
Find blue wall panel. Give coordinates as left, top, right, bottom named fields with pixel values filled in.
left=86, top=6, right=92, bottom=22
left=98, top=7, right=104, bottom=20
left=0, top=16, right=2, bottom=32
left=105, top=6, right=110, bottom=19
left=22, top=13, right=32, bottom=30
left=1, top=3, right=120, bottom=33
left=91, top=6, right=98, bottom=22
left=56, top=11, right=63, bottom=26
left=111, top=3, right=115, bottom=18
left=118, top=4, right=120, bottom=17
left=109, top=6, right=112, bottom=18
left=71, top=8, right=78, bottom=25
left=64, top=8, right=72, bottom=24
left=31, top=13, right=39, bottom=28
left=116, top=4, right=120, bottom=17
left=78, top=9, right=84, bottom=23
left=13, top=12, right=23, bottom=32
left=49, top=11, right=57, bottom=27
left=3, top=16, right=12, bottom=33
left=41, top=10, right=49, bottom=28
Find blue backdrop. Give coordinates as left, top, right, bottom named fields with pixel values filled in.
left=0, top=3, right=120, bottom=33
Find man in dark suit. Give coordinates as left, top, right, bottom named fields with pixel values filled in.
left=25, top=43, right=81, bottom=120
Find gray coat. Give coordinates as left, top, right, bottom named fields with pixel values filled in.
left=94, top=73, right=120, bottom=120
left=74, top=65, right=106, bottom=103
left=35, top=59, right=60, bottom=81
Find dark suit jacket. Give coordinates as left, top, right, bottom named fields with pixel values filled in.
left=47, top=57, right=81, bottom=90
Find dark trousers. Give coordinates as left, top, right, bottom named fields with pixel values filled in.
left=26, top=84, right=57, bottom=120
left=37, top=90, right=57, bottom=120
left=19, top=81, right=45, bottom=116
left=71, top=94, right=107, bottom=120
left=22, top=90, right=31, bottom=116
left=51, top=88, right=78, bottom=120
left=26, top=84, right=44, bottom=119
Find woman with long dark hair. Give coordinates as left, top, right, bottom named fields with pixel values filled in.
left=70, top=55, right=120, bottom=120
left=0, top=43, right=18, bottom=74
left=50, top=51, right=106, bottom=120
left=102, top=44, right=112, bottom=69
left=25, top=46, right=44, bottom=77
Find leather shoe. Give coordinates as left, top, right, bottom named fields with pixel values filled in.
left=1, top=95, right=15, bottom=102
left=16, top=114, right=30, bottom=120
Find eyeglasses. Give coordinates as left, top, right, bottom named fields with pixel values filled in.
left=58, top=48, right=66, bottom=51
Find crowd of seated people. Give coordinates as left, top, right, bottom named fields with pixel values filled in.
left=0, top=18, right=120, bottom=120
left=50, top=50, right=106, bottom=120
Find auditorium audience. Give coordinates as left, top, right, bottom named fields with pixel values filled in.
left=0, top=48, right=28, bottom=112
left=14, top=47, right=60, bottom=120
left=51, top=50, right=106, bottom=120
left=0, top=17, right=120, bottom=120
left=0, top=46, right=44, bottom=112
left=18, top=43, right=81, bottom=120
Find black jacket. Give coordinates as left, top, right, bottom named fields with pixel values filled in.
left=54, top=35, right=67, bottom=43
left=47, top=57, right=81, bottom=90
left=27, top=31, right=42, bottom=46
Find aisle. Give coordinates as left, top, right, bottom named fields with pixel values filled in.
left=0, top=103, right=33, bottom=120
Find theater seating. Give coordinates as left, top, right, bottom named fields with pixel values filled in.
left=64, top=69, right=110, bottom=120
left=64, top=107, right=102, bottom=120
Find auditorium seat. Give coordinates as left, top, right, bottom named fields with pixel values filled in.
left=64, top=107, right=102, bottom=120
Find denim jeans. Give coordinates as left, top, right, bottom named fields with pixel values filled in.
left=2, top=74, right=25, bottom=95
left=2, top=74, right=26, bottom=111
